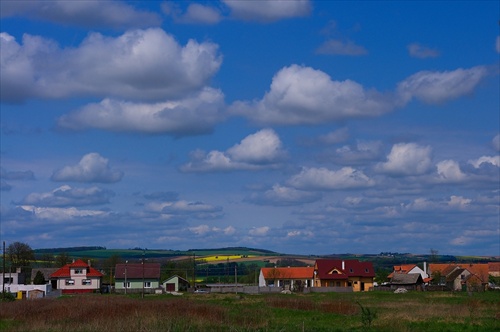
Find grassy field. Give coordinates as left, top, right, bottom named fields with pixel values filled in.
left=1, top=291, right=498, bottom=331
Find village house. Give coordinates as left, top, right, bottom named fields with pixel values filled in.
left=429, top=263, right=489, bottom=291
left=313, top=259, right=375, bottom=292
left=259, top=266, right=314, bottom=291
left=50, top=259, right=103, bottom=294
left=115, top=262, right=161, bottom=294
left=162, top=275, right=190, bottom=292
left=388, top=263, right=430, bottom=283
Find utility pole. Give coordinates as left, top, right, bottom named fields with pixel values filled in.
left=124, top=260, right=128, bottom=295
left=142, top=251, right=145, bottom=299
left=2, top=241, right=5, bottom=299
left=192, top=252, right=196, bottom=290
left=235, top=265, right=237, bottom=294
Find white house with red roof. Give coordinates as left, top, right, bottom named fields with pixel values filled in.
left=259, top=267, right=314, bottom=290
left=50, top=259, right=103, bottom=294
left=313, top=259, right=375, bottom=292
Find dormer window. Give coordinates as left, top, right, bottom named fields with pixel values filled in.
left=350, top=269, right=353, bottom=273
left=74, top=268, right=84, bottom=274
left=365, top=269, right=369, bottom=273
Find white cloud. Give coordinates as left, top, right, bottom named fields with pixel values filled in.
left=407, top=43, right=440, bottom=58
left=188, top=224, right=211, bottom=235
left=492, top=134, right=500, bottom=151
left=223, top=0, right=311, bottom=22
left=0, top=0, right=161, bottom=29
left=57, top=88, right=225, bottom=136
left=334, top=140, right=384, bottom=164
left=0, top=29, right=222, bottom=103
left=397, top=66, right=488, bottom=104
left=288, top=167, right=375, bottom=190
left=317, top=128, right=350, bottom=145
left=447, top=195, right=472, bottom=208
left=181, top=129, right=286, bottom=172
left=468, top=155, right=500, bottom=168
left=436, top=160, right=466, bottom=182
left=51, top=153, right=123, bottom=183
left=248, top=226, right=270, bottom=236
left=20, top=185, right=114, bottom=207
left=246, top=184, right=321, bottom=206
left=166, top=2, right=223, bottom=25
left=377, top=143, right=432, bottom=176
left=316, top=39, right=367, bottom=56
left=19, top=205, right=107, bottom=221
left=230, top=65, right=394, bottom=125
left=227, top=128, right=286, bottom=163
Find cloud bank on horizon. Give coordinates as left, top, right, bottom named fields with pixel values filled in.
left=1, top=0, right=498, bottom=256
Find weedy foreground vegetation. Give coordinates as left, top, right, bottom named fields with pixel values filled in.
left=0, top=291, right=499, bottom=331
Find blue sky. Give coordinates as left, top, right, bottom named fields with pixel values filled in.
left=1, top=1, right=499, bottom=256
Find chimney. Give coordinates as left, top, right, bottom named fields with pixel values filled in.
left=342, top=261, right=345, bottom=270
left=423, top=262, right=427, bottom=276
left=88, top=260, right=91, bottom=267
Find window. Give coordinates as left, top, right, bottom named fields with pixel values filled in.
left=349, top=269, right=353, bottom=273
left=74, top=269, right=83, bottom=275
left=65, top=279, right=75, bottom=286
left=144, top=281, right=152, bottom=288
left=365, top=269, right=369, bottom=273
left=82, top=279, right=92, bottom=285
left=123, top=282, right=131, bottom=288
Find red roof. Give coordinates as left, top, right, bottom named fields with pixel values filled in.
left=115, top=263, right=161, bottom=279
left=429, top=263, right=489, bottom=283
left=388, top=264, right=418, bottom=278
left=51, top=259, right=103, bottom=278
left=261, top=267, right=314, bottom=279
left=314, top=259, right=375, bottom=280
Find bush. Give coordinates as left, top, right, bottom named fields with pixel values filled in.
left=0, top=291, right=16, bottom=302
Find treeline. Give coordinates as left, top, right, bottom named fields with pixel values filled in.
left=35, top=246, right=106, bottom=253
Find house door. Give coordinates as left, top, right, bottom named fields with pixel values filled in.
left=166, top=283, right=175, bottom=291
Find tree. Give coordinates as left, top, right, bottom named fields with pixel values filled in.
left=33, top=270, right=46, bottom=285
left=55, top=252, right=71, bottom=267
left=6, top=242, right=34, bottom=269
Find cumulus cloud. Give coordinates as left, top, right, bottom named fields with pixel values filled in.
left=245, top=184, right=321, bottom=206
left=316, top=128, right=350, bottom=145
left=51, top=153, right=123, bottom=183
left=407, top=43, right=440, bottom=58
left=145, top=199, right=223, bottom=220
left=397, top=66, right=488, bottom=104
left=164, top=3, right=222, bottom=24
left=492, top=134, right=500, bottom=151
left=223, top=0, right=311, bottom=22
left=435, top=160, right=466, bottom=182
left=332, top=140, right=384, bottom=165
left=1, top=0, right=161, bottom=29
left=181, top=129, right=287, bottom=172
left=376, top=143, right=432, bottom=176
left=468, top=155, right=500, bottom=168
left=19, top=185, right=114, bottom=207
left=288, top=167, right=375, bottom=190
left=0, top=29, right=222, bottom=103
left=230, top=65, right=490, bottom=126
left=248, top=226, right=270, bottom=236
left=57, top=88, right=225, bottom=136
left=230, top=65, right=394, bottom=125
left=316, top=39, right=368, bottom=56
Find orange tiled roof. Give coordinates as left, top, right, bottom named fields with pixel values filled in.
left=488, top=262, right=500, bottom=273
left=429, top=263, right=489, bottom=283
left=261, top=267, right=314, bottom=279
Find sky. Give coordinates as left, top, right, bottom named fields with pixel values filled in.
left=0, top=1, right=499, bottom=256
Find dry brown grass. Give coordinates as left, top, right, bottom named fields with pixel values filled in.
left=0, top=295, right=230, bottom=331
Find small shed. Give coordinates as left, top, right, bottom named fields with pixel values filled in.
left=163, top=275, right=190, bottom=292
left=390, top=273, right=424, bottom=291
